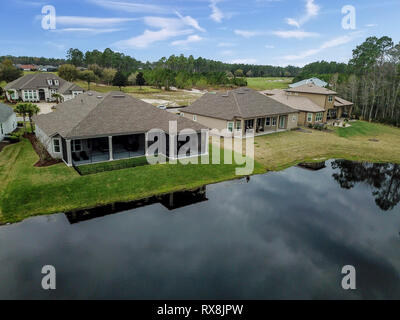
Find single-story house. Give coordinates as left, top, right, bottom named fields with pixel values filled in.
left=18, top=64, right=38, bottom=71
left=182, top=88, right=299, bottom=137
left=0, top=103, right=17, bottom=142
left=5, top=73, right=84, bottom=103
left=289, top=77, right=328, bottom=88
left=34, top=91, right=208, bottom=167
left=38, top=65, right=59, bottom=72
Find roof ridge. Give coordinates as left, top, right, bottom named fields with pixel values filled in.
left=231, top=90, right=243, bottom=118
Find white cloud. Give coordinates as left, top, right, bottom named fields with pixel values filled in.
left=282, top=32, right=362, bottom=61
left=52, top=28, right=122, bottom=35
left=171, top=35, right=203, bottom=46
left=209, top=0, right=224, bottom=23
left=175, top=11, right=206, bottom=32
left=285, top=0, right=320, bottom=28
left=56, top=16, right=137, bottom=27
left=272, top=30, right=319, bottom=39
left=88, top=0, right=170, bottom=14
left=230, top=58, right=257, bottom=64
left=114, top=17, right=194, bottom=49
left=234, top=30, right=262, bottom=38
left=265, top=45, right=275, bottom=49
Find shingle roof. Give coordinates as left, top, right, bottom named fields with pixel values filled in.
left=184, top=88, right=298, bottom=120
left=289, top=77, right=328, bottom=88
left=0, top=103, right=15, bottom=123
left=268, top=93, right=325, bottom=113
left=334, top=96, right=354, bottom=107
left=34, top=91, right=207, bottom=139
left=285, top=83, right=336, bottom=95
left=5, top=73, right=84, bottom=94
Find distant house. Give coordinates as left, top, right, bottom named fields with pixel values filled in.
left=18, top=64, right=38, bottom=71
left=0, top=103, right=17, bottom=142
left=182, top=88, right=299, bottom=137
left=38, top=65, right=59, bottom=72
left=289, top=78, right=328, bottom=88
left=34, top=91, right=208, bottom=167
left=262, top=83, right=353, bottom=125
left=5, top=73, right=84, bottom=103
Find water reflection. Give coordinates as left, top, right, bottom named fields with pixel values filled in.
left=298, top=161, right=327, bottom=171
left=65, top=186, right=208, bottom=224
left=331, top=160, right=400, bottom=211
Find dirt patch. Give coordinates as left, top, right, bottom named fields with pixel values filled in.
left=369, top=139, right=379, bottom=142
left=24, top=133, right=62, bottom=167
left=0, top=141, right=10, bottom=152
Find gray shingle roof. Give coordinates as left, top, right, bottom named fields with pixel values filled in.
left=184, top=88, right=298, bottom=120
left=34, top=91, right=207, bottom=139
left=285, top=83, right=337, bottom=95
left=268, top=93, right=325, bottom=113
left=5, top=73, right=84, bottom=94
left=289, top=77, right=328, bottom=88
left=0, top=103, right=14, bottom=123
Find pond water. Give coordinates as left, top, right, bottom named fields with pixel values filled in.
left=0, top=160, right=399, bottom=300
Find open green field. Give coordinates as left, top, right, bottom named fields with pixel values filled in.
left=253, top=121, right=400, bottom=171
left=247, top=77, right=293, bottom=91
left=0, top=141, right=264, bottom=224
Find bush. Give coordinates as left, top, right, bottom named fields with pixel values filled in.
left=76, top=156, right=150, bottom=175
left=312, top=123, right=327, bottom=131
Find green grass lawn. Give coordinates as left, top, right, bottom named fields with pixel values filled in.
left=334, top=121, right=393, bottom=138
left=247, top=77, right=293, bottom=91
left=0, top=139, right=264, bottom=224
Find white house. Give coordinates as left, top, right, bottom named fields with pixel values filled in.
left=0, top=103, right=17, bottom=142
left=5, top=73, right=84, bottom=103
left=289, top=77, right=328, bottom=88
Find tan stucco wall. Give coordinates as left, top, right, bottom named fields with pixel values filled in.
left=183, top=112, right=228, bottom=131
left=287, top=113, right=299, bottom=130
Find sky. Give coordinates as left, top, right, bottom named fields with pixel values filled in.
left=0, top=0, right=399, bottom=66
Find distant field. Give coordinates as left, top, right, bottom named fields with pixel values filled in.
left=247, top=77, right=293, bottom=91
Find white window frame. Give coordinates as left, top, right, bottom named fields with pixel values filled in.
left=292, top=115, right=297, bottom=122
left=227, top=122, right=234, bottom=133
left=53, top=138, right=61, bottom=153
left=328, top=95, right=333, bottom=103
left=235, top=121, right=242, bottom=131
left=47, top=79, right=53, bottom=86
left=54, top=80, right=59, bottom=86
left=315, top=112, right=324, bottom=122
left=307, top=113, right=313, bottom=122
left=193, top=115, right=197, bottom=121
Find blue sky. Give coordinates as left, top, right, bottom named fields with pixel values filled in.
left=1, top=0, right=399, bottom=66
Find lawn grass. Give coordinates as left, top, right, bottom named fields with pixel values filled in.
left=252, top=121, right=400, bottom=171
left=0, top=139, right=264, bottom=224
left=247, top=77, right=293, bottom=91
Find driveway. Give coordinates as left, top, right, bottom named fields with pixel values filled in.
left=36, top=102, right=56, bottom=115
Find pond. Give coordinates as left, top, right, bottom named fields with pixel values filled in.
left=0, top=160, right=399, bottom=299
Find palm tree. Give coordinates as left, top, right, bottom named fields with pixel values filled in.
left=26, top=103, right=40, bottom=133
left=15, top=103, right=29, bottom=133
left=52, top=93, right=63, bottom=104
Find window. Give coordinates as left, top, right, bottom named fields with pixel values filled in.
left=265, top=117, right=271, bottom=126
left=72, top=140, right=82, bottom=152
left=235, top=121, right=241, bottom=131
left=328, top=95, right=333, bottom=103
left=227, top=122, right=234, bottom=133
left=292, top=115, right=297, bottom=122
left=315, top=112, right=324, bottom=122
left=24, top=91, right=29, bottom=100
left=180, top=113, right=184, bottom=117
left=29, top=90, right=33, bottom=99
left=54, top=80, right=59, bottom=86
left=272, top=117, right=277, bottom=126
left=244, top=119, right=254, bottom=130
left=53, top=138, right=61, bottom=153
left=47, top=79, right=53, bottom=86
left=307, top=113, right=313, bottom=122
left=193, top=115, right=197, bottom=121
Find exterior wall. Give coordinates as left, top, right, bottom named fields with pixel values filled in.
left=183, top=112, right=229, bottom=132
left=35, top=125, right=63, bottom=159
left=0, top=113, right=17, bottom=142
left=5, top=90, right=19, bottom=101
left=62, top=91, right=84, bottom=102
left=21, top=89, right=40, bottom=102
left=287, top=113, right=299, bottom=130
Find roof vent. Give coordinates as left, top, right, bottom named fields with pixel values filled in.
left=222, top=93, right=229, bottom=97
left=237, top=90, right=245, bottom=94
left=97, top=96, right=103, bottom=99
left=112, top=95, right=125, bottom=98
left=87, top=92, right=93, bottom=96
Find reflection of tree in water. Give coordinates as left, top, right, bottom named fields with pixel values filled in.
left=331, top=160, right=400, bottom=211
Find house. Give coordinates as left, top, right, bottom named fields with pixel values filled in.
left=262, top=84, right=353, bottom=125
left=182, top=88, right=299, bottom=137
left=5, top=73, right=84, bottom=103
left=38, top=65, right=59, bottom=72
left=34, top=91, right=208, bottom=167
left=289, top=77, right=328, bottom=88
left=0, top=103, right=17, bottom=142
left=18, top=64, right=38, bottom=71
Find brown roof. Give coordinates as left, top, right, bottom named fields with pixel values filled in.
left=334, top=96, right=354, bottom=107
left=184, top=88, right=298, bottom=120
left=34, top=91, right=207, bottom=139
left=5, top=73, right=84, bottom=94
left=268, top=93, right=325, bottom=113
left=285, top=83, right=337, bottom=95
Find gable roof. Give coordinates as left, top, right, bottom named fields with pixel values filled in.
left=289, top=77, right=328, bottom=88
left=34, top=91, right=207, bottom=139
left=0, top=103, right=15, bottom=123
left=334, top=96, right=354, bottom=107
left=5, top=73, right=84, bottom=94
left=268, top=93, right=325, bottom=113
left=184, top=88, right=298, bottom=120
left=285, top=83, right=336, bottom=95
